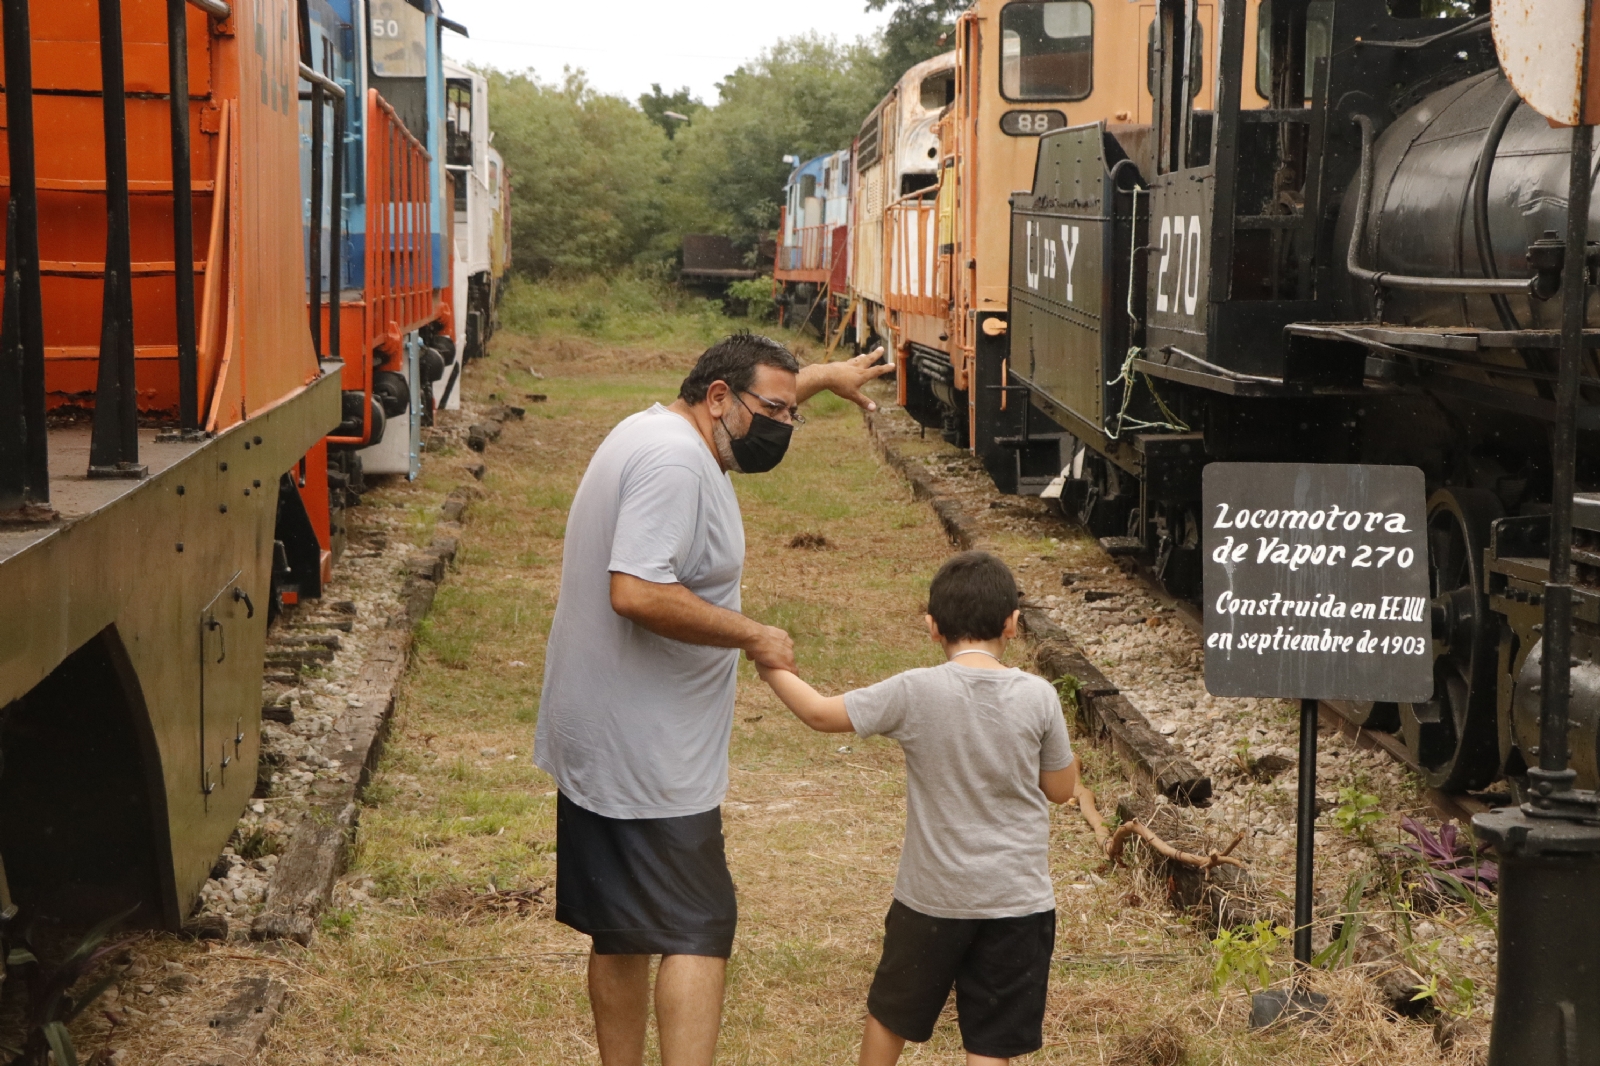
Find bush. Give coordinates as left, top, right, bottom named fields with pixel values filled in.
left=726, top=277, right=778, bottom=321
left=499, top=273, right=757, bottom=349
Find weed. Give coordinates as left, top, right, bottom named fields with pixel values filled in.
left=1211, top=920, right=1291, bottom=994
left=235, top=825, right=282, bottom=861
left=320, top=908, right=357, bottom=937
left=1313, top=873, right=1369, bottom=969
left=2, top=906, right=131, bottom=1066
left=1333, top=786, right=1384, bottom=844
left=1053, top=674, right=1081, bottom=714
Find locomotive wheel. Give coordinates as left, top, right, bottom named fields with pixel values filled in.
left=1399, top=488, right=1504, bottom=791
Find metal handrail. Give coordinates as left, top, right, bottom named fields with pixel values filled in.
left=299, top=62, right=345, bottom=101
left=327, top=89, right=434, bottom=446
left=186, top=0, right=230, bottom=19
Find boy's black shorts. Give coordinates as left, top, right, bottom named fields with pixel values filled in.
left=867, top=899, right=1055, bottom=1058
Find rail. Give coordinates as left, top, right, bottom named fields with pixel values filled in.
left=328, top=89, right=433, bottom=446
left=299, top=63, right=345, bottom=370
left=884, top=190, right=943, bottom=317
left=186, top=0, right=230, bottom=19
left=780, top=223, right=834, bottom=273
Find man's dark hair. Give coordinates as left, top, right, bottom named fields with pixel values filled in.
left=927, top=551, right=1020, bottom=642
left=678, top=331, right=800, bottom=405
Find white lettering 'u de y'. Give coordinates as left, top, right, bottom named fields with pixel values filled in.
left=1061, top=224, right=1080, bottom=302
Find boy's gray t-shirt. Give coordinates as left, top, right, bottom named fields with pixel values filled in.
left=846, top=663, right=1073, bottom=919
left=535, top=404, right=744, bottom=820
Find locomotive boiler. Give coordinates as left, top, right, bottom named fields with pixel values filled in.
left=1001, top=0, right=1600, bottom=796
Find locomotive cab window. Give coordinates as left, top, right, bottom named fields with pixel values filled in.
left=446, top=80, right=474, bottom=169
left=369, top=0, right=427, bottom=78
left=1147, top=20, right=1203, bottom=98
left=1255, top=1, right=1333, bottom=100
left=1001, top=1, right=1093, bottom=101
left=920, top=71, right=955, bottom=110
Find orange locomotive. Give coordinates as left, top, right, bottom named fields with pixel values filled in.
left=0, top=0, right=464, bottom=931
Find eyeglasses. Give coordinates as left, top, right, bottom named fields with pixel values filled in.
left=742, top=390, right=805, bottom=426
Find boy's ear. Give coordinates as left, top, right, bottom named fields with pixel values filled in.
left=926, top=614, right=942, bottom=643
left=1002, top=610, right=1021, bottom=640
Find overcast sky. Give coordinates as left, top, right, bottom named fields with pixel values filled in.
left=439, top=0, right=893, bottom=105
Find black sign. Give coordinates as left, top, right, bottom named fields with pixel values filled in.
left=1202, top=463, right=1432, bottom=702
left=1000, top=110, right=1067, bottom=136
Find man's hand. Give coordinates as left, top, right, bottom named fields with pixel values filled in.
left=795, top=347, right=897, bottom=412
left=611, top=574, right=794, bottom=671
left=743, top=624, right=795, bottom=673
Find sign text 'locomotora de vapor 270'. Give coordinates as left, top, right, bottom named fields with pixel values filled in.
left=1203, top=464, right=1432, bottom=702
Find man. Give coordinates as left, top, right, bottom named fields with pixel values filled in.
left=535, top=332, right=893, bottom=1066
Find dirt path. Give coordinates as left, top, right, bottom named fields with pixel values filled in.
left=260, top=327, right=1459, bottom=1065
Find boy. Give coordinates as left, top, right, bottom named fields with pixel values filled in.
left=758, top=550, right=1079, bottom=1066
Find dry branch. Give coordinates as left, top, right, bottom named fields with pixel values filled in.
left=1108, top=820, right=1247, bottom=874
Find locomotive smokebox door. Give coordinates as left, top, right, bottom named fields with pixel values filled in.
left=1202, top=464, right=1431, bottom=703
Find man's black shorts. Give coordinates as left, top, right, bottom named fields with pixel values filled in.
left=554, top=792, right=738, bottom=957
left=867, top=899, right=1055, bottom=1058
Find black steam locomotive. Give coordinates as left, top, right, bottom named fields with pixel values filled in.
left=924, top=0, right=1600, bottom=795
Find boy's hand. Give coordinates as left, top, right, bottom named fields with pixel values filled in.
left=757, top=663, right=853, bottom=733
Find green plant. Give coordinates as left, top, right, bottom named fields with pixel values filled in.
left=235, top=825, right=282, bottom=861
left=1053, top=674, right=1081, bottom=715
left=2, top=907, right=132, bottom=1066
left=320, top=908, right=358, bottom=937
left=1333, top=786, right=1384, bottom=843
left=727, top=276, right=777, bottom=321
left=1312, top=872, right=1369, bottom=969
left=1210, top=920, right=1291, bottom=994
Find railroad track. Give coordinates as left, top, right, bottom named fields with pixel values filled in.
left=863, top=402, right=1498, bottom=827
left=1101, top=531, right=1497, bottom=825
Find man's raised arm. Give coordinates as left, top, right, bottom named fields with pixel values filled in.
left=796, top=348, right=896, bottom=412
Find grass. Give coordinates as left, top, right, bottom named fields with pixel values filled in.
left=257, top=281, right=1464, bottom=1065
left=498, top=271, right=758, bottom=349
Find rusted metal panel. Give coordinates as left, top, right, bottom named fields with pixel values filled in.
left=1491, top=0, right=1600, bottom=126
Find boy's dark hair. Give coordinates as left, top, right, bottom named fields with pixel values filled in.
left=927, top=551, right=1020, bottom=643
left=678, top=331, right=800, bottom=405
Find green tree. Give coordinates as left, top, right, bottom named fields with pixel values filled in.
left=868, top=0, right=963, bottom=90
left=485, top=68, right=671, bottom=276
left=666, top=34, right=884, bottom=247
left=638, top=83, right=703, bottom=140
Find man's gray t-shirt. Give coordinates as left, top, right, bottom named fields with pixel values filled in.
left=535, top=404, right=744, bottom=819
left=845, top=663, right=1073, bottom=919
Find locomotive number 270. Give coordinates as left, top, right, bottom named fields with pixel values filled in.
left=1155, top=215, right=1202, bottom=316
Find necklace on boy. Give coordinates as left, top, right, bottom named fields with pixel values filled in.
left=952, top=649, right=1004, bottom=664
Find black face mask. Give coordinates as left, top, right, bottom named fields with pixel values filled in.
left=723, top=398, right=793, bottom=473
